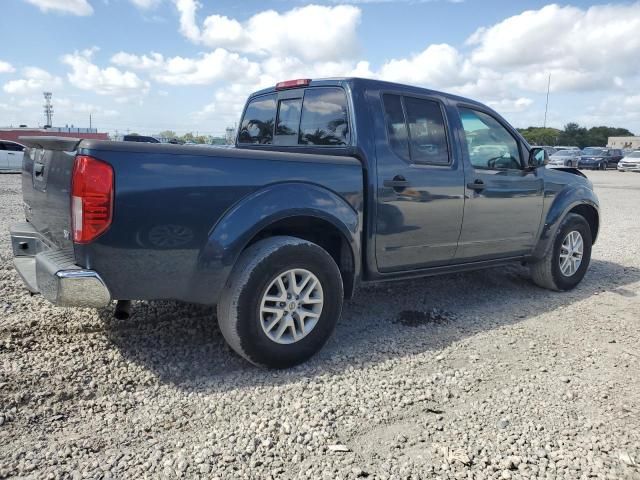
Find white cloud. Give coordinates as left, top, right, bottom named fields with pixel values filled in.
left=175, top=0, right=200, bottom=42
left=485, top=97, right=534, bottom=114
left=62, top=49, right=150, bottom=96
left=378, top=44, right=473, bottom=88
left=174, top=1, right=361, bottom=62
left=3, top=67, right=63, bottom=95
left=0, top=61, right=15, bottom=74
left=23, top=0, right=93, bottom=15
left=54, top=97, right=120, bottom=117
left=111, top=51, right=165, bottom=70
left=129, top=0, right=160, bottom=8
left=111, top=49, right=261, bottom=86
left=467, top=3, right=640, bottom=92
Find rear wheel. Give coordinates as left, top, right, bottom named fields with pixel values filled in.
left=529, top=213, right=592, bottom=291
left=217, top=236, right=344, bottom=368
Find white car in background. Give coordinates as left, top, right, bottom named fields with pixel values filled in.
left=0, top=140, right=25, bottom=173
left=617, top=151, right=640, bottom=172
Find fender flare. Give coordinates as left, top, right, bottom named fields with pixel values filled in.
left=531, top=184, right=599, bottom=260
left=197, top=181, right=361, bottom=284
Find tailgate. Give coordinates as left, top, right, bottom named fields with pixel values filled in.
left=19, top=136, right=82, bottom=250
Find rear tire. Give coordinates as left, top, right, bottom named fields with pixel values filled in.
left=217, top=236, right=344, bottom=368
left=529, top=213, right=592, bottom=291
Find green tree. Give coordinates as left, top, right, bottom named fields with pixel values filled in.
left=585, top=126, right=634, bottom=147
left=519, top=123, right=636, bottom=149
left=158, top=130, right=177, bottom=140
left=518, top=127, right=561, bottom=146
left=558, top=123, right=589, bottom=148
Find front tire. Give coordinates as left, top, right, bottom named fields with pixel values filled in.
left=217, top=236, right=344, bottom=368
left=529, top=213, right=592, bottom=291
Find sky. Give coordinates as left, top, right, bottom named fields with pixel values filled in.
left=1, top=0, right=639, bottom=136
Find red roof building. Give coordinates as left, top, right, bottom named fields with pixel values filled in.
left=0, top=128, right=109, bottom=144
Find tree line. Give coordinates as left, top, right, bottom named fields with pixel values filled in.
left=517, top=123, right=635, bottom=148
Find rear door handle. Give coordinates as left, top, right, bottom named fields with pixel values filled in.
left=384, top=175, right=409, bottom=191
left=467, top=179, right=485, bottom=190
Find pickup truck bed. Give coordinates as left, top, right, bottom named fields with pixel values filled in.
left=16, top=137, right=363, bottom=306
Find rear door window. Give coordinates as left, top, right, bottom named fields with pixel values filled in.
left=403, top=96, right=450, bottom=165
left=299, top=88, right=350, bottom=146
left=382, top=94, right=410, bottom=161
left=238, top=94, right=277, bottom=144
left=382, top=94, right=450, bottom=165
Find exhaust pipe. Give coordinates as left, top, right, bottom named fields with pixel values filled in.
left=114, top=300, right=131, bottom=320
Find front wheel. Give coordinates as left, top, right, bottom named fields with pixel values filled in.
left=217, top=236, right=344, bottom=368
left=529, top=213, right=592, bottom=291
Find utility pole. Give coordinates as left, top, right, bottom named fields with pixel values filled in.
left=89, top=113, right=92, bottom=130
left=43, top=92, right=54, bottom=127
left=543, top=74, right=551, bottom=129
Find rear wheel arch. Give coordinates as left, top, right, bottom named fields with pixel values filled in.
left=244, top=215, right=357, bottom=299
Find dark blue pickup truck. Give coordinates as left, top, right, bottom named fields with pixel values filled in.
left=10, top=78, right=599, bottom=367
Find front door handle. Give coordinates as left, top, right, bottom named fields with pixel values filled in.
left=384, top=175, right=409, bottom=192
left=467, top=179, right=485, bottom=191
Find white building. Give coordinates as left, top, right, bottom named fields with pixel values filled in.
left=608, top=136, right=640, bottom=149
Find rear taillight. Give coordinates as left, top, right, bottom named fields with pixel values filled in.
left=71, top=155, right=113, bottom=243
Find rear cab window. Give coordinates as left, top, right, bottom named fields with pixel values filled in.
left=238, top=86, right=350, bottom=147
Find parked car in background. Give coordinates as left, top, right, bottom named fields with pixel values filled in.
left=540, top=146, right=557, bottom=157
left=617, top=150, right=640, bottom=172
left=123, top=134, right=160, bottom=143
left=547, top=149, right=581, bottom=168
left=10, top=77, right=600, bottom=367
left=555, top=146, right=581, bottom=152
left=578, top=147, right=623, bottom=170
left=605, top=148, right=624, bottom=167
left=0, top=140, right=26, bottom=172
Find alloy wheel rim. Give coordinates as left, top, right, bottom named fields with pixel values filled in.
left=559, top=230, right=584, bottom=277
left=259, top=269, right=324, bottom=344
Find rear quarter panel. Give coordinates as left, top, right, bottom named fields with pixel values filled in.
left=74, top=145, right=363, bottom=304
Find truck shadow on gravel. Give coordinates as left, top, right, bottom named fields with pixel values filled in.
left=99, top=259, right=640, bottom=392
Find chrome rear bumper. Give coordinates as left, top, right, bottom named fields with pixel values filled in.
left=10, top=223, right=111, bottom=308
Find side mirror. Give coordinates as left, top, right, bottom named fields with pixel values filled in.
left=528, top=147, right=547, bottom=168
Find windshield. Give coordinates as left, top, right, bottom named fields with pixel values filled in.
left=582, top=148, right=605, bottom=156
left=627, top=151, right=640, bottom=158
left=551, top=151, right=573, bottom=157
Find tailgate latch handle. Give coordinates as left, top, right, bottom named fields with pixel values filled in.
left=34, top=162, right=45, bottom=177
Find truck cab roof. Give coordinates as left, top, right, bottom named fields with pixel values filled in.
left=248, top=77, right=487, bottom=109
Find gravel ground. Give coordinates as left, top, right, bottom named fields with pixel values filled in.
left=1, top=171, right=639, bottom=480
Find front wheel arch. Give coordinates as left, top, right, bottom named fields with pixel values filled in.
left=568, top=204, right=599, bottom=244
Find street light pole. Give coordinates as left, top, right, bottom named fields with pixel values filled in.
left=543, top=74, right=551, bottom=129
